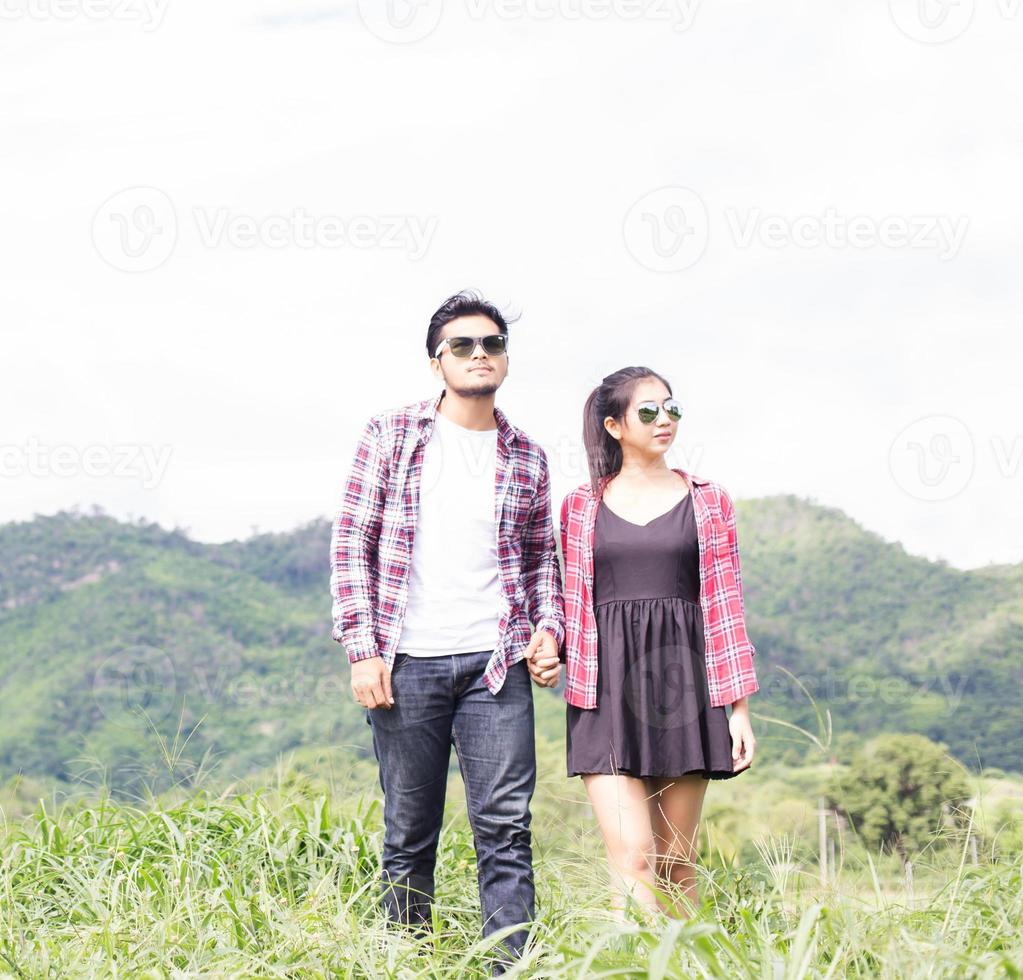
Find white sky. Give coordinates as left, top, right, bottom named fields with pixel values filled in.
left=1, top=0, right=1021, bottom=569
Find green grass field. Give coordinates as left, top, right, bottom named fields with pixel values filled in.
left=3, top=730, right=1022, bottom=979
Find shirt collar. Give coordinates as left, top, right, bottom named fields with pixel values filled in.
left=415, top=389, right=517, bottom=447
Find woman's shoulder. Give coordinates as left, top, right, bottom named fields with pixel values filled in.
left=689, top=475, right=737, bottom=520
left=694, top=477, right=728, bottom=497
left=561, top=483, right=594, bottom=514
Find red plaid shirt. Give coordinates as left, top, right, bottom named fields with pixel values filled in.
left=560, top=468, right=759, bottom=709
left=330, top=390, right=565, bottom=695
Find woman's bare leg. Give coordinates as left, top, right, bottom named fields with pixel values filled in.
left=582, top=773, right=661, bottom=918
left=648, top=775, right=709, bottom=917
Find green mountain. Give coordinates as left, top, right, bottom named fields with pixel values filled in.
left=737, top=495, right=1023, bottom=770
left=0, top=499, right=1019, bottom=798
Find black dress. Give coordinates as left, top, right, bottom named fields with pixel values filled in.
left=566, top=493, right=747, bottom=780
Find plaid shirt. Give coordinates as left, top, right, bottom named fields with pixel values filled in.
left=330, top=390, right=565, bottom=695
left=560, top=468, right=760, bottom=710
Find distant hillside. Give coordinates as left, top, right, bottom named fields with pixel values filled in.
left=0, top=500, right=1020, bottom=797
left=738, top=495, right=1023, bottom=770
left=0, top=510, right=348, bottom=798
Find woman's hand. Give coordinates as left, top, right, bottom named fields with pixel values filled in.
left=729, top=702, right=756, bottom=771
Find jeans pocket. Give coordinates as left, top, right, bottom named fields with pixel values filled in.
left=390, top=653, right=411, bottom=674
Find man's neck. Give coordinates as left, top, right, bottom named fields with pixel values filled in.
left=436, top=389, right=498, bottom=431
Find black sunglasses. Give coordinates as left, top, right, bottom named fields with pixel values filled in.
left=434, top=334, right=508, bottom=359
left=636, top=398, right=683, bottom=424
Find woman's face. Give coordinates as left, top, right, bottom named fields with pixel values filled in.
left=604, top=377, right=678, bottom=458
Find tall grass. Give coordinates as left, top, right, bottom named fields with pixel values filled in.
left=2, top=687, right=1021, bottom=977
left=2, top=759, right=1021, bottom=978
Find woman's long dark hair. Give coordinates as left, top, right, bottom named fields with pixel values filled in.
left=583, top=366, right=673, bottom=496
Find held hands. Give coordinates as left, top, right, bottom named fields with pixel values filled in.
left=729, top=703, right=756, bottom=772
left=351, top=656, right=394, bottom=710
left=525, top=629, right=561, bottom=688
left=352, top=635, right=562, bottom=707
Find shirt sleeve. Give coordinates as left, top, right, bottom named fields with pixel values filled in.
left=721, top=488, right=757, bottom=660
left=522, top=449, right=566, bottom=649
left=329, top=418, right=388, bottom=663
left=556, top=491, right=573, bottom=664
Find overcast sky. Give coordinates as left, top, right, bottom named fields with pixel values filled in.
left=2, top=0, right=1020, bottom=569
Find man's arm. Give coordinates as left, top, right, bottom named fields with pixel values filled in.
left=330, top=418, right=388, bottom=663
left=521, top=449, right=566, bottom=648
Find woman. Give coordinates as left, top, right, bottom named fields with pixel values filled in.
left=560, top=366, right=759, bottom=919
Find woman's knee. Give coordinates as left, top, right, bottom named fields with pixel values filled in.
left=606, top=834, right=658, bottom=875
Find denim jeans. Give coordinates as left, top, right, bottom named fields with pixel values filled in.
left=366, top=650, right=536, bottom=963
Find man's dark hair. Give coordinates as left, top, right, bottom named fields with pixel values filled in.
left=425, top=289, right=517, bottom=359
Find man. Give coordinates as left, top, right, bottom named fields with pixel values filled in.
left=329, top=289, right=565, bottom=967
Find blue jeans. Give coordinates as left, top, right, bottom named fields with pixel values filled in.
left=366, top=650, right=536, bottom=962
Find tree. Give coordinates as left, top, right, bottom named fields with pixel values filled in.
left=828, top=733, right=972, bottom=861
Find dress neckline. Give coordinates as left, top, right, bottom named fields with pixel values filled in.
left=599, top=493, right=690, bottom=528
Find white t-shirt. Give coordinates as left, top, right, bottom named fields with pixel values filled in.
left=396, top=409, right=503, bottom=657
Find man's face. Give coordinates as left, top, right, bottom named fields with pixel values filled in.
left=430, top=313, right=509, bottom=398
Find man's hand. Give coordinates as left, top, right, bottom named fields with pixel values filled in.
left=351, top=656, right=394, bottom=709
left=525, top=630, right=561, bottom=688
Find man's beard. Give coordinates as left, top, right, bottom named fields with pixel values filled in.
left=448, top=377, right=499, bottom=398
